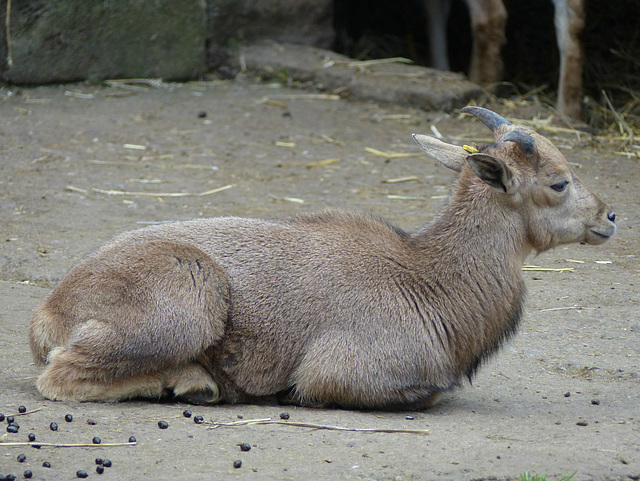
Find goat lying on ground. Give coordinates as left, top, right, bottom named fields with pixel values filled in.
left=29, top=107, right=615, bottom=409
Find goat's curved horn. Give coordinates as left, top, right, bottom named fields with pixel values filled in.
left=460, top=106, right=511, bottom=132
left=502, top=129, right=535, bottom=155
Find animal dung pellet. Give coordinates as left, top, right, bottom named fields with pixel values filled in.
left=17, top=453, right=26, bottom=462
left=49, top=422, right=58, bottom=431
left=92, top=436, right=101, bottom=444
left=158, top=420, right=169, bottom=429
left=7, top=424, right=19, bottom=433
left=279, top=412, right=290, bottom=420
left=23, top=470, right=33, bottom=479
left=65, top=414, right=73, bottom=422
left=42, top=461, right=51, bottom=468
left=193, top=415, right=204, bottom=424
left=198, top=111, right=207, bottom=118
left=96, top=465, right=105, bottom=474
left=182, top=409, right=192, bottom=418
left=95, top=458, right=103, bottom=465
left=128, top=436, right=136, bottom=443
left=7, top=416, right=15, bottom=423
left=591, top=399, right=600, bottom=405
left=239, top=442, right=251, bottom=452
left=102, top=459, right=112, bottom=468
left=233, top=460, right=242, bottom=469
left=28, top=433, right=36, bottom=442
left=405, top=415, right=414, bottom=420
left=76, top=470, right=89, bottom=478
left=576, top=420, right=588, bottom=426
left=0, top=413, right=4, bottom=421
left=18, top=405, right=27, bottom=413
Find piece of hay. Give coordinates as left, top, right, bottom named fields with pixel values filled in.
left=67, top=184, right=234, bottom=198
left=365, top=147, right=420, bottom=159
left=522, top=265, right=575, bottom=273
left=307, top=158, right=340, bottom=168
left=205, top=417, right=429, bottom=435
left=382, top=176, right=419, bottom=183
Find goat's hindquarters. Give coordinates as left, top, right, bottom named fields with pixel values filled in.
left=29, top=240, right=230, bottom=403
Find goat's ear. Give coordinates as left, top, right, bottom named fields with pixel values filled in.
left=466, top=153, right=514, bottom=193
left=412, top=134, right=467, bottom=173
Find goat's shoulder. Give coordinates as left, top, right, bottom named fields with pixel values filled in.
left=280, top=207, right=410, bottom=238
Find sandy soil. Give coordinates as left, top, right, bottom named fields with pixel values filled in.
left=0, top=73, right=638, bottom=480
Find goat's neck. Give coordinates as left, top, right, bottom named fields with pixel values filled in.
left=410, top=173, right=529, bottom=375
left=415, top=173, right=531, bottom=277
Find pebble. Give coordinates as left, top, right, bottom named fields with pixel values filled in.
left=198, top=111, right=207, bottom=118
left=158, top=420, right=169, bottom=429
left=577, top=420, right=589, bottom=426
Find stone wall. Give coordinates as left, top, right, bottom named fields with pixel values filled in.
left=0, top=0, right=333, bottom=84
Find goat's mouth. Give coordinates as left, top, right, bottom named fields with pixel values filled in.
left=585, top=227, right=615, bottom=245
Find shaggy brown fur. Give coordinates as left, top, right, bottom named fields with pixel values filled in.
left=29, top=107, right=615, bottom=409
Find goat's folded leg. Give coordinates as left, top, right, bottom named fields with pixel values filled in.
left=30, top=240, right=230, bottom=403
left=36, top=348, right=221, bottom=403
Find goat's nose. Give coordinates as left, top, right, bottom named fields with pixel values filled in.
left=607, top=211, right=616, bottom=223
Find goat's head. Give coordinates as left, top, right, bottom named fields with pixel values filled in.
left=413, top=107, right=616, bottom=253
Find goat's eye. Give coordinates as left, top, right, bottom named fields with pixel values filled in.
left=550, top=180, right=569, bottom=192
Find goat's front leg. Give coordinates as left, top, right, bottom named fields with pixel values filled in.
left=553, top=0, right=585, bottom=119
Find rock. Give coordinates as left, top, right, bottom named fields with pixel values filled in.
left=2, top=0, right=207, bottom=84
left=240, top=42, right=482, bottom=112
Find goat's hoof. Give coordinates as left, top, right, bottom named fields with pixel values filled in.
left=174, top=387, right=220, bottom=405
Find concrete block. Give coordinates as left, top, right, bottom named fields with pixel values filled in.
left=241, top=42, right=483, bottom=112
left=3, top=0, right=207, bottom=84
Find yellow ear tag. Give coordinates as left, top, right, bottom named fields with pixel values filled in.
left=463, top=145, right=479, bottom=154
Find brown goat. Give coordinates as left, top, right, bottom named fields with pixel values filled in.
left=424, top=0, right=585, bottom=119
left=29, top=107, right=615, bottom=409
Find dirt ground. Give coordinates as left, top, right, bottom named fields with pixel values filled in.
left=0, top=66, right=638, bottom=480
